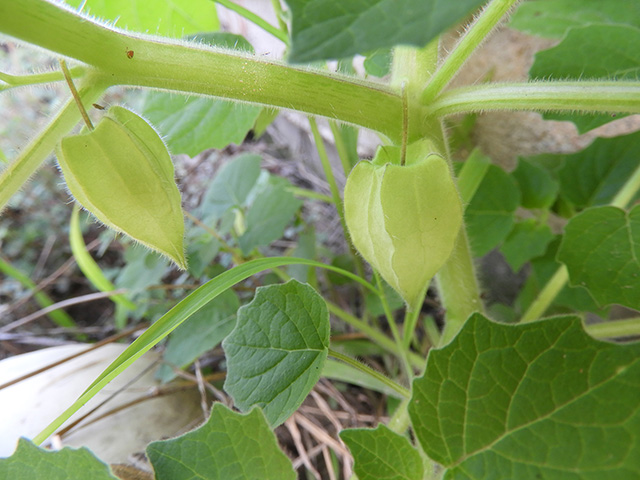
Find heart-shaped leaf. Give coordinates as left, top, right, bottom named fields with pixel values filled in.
left=222, top=280, right=330, bottom=426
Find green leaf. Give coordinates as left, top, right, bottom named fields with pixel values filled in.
left=363, top=48, right=392, bottom=78
left=238, top=176, right=302, bottom=255
left=457, top=148, right=491, bottom=205
left=532, top=24, right=640, bottom=80
left=530, top=24, right=640, bottom=132
left=365, top=279, right=404, bottom=318
left=157, top=289, right=239, bottom=383
left=287, top=226, right=317, bottom=282
left=517, top=236, right=603, bottom=315
left=558, top=131, right=640, bottom=210
left=509, top=0, right=640, bottom=38
left=0, top=438, right=117, bottom=480
left=284, top=0, right=486, bottom=63
left=511, top=157, right=559, bottom=209
left=499, top=219, right=554, bottom=272
left=57, top=106, right=187, bottom=269
left=64, top=0, right=219, bottom=37
left=199, top=154, right=262, bottom=221
left=340, top=425, right=424, bottom=480
left=222, top=280, right=330, bottom=426
left=409, top=313, right=640, bottom=479
left=147, top=404, right=295, bottom=480
left=139, top=94, right=261, bottom=157
left=115, top=244, right=169, bottom=293
left=185, top=228, right=221, bottom=278
left=558, top=205, right=640, bottom=310
left=465, top=164, right=520, bottom=257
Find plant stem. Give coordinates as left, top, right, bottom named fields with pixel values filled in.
left=586, top=318, right=640, bottom=339
left=326, top=302, right=423, bottom=369
left=421, top=0, right=518, bottom=103
left=270, top=0, right=289, bottom=34
left=214, top=0, right=288, bottom=43
left=429, top=81, right=640, bottom=117
left=436, top=227, right=484, bottom=345
left=610, top=159, right=640, bottom=209
left=59, top=59, right=93, bottom=130
left=287, top=187, right=334, bottom=204
left=328, top=349, right=410, bottom=399
left=328, top=121, right=355, bottom=177
left=373, top=271, right=414, bottom=381
left=0, top=0, right=405, bottom=143
left=0, top=79, right=105, bottom=214
left=308, top=118, right=347, bottom=235
left=269, top=258, right=414, bottom=368
left=402, top=305, right=422, bottom=351
left=0, top=66, right=85, bottom=91
left=309, top=117, right=368, bottom=301
left=520, top=266, right=569, bottom=323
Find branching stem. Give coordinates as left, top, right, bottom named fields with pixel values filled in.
left=422, top=0, right=519, bottom=103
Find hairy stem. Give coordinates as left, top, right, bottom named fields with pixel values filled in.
left=587, top=318, right=640, bottom=340
left=0, top=0, right=405, bottom=142
left=437, top=228, right=484, bottom=344
left=373, top=271, right=415, bottom=381
left=0, top=66, right=85, bottom=91
left=429, top=81, right=640, bottom=117
left=422, top=0, right=519, bottom=103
